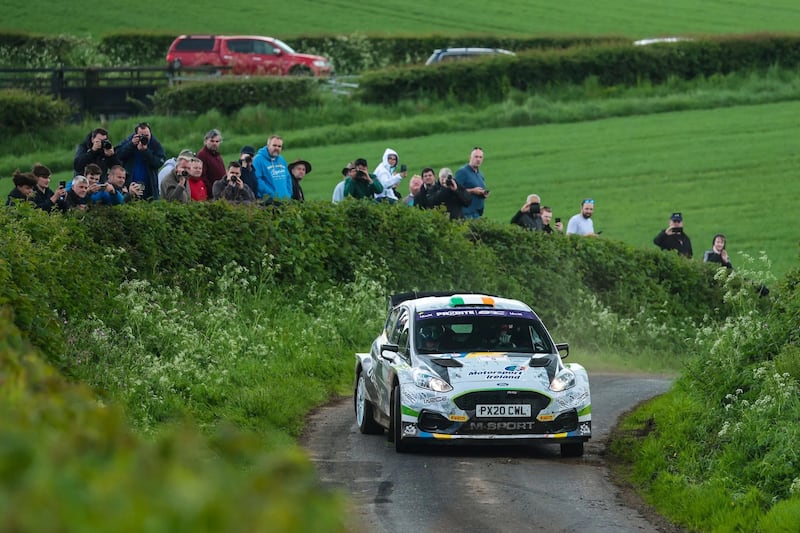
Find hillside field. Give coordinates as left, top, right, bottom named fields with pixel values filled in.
left=277, top=100, right=800, bottom=279
left=5, top=0, right=800, bottom=38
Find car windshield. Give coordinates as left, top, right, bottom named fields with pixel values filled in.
left=273, top=38, right=296, bottom=54
left=415, top=310, right=553, bottom=354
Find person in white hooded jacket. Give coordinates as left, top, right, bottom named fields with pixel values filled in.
left=373, top=148, right=405, bottom=203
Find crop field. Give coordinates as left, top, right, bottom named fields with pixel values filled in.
left=6, top=0, right=800, bottom=38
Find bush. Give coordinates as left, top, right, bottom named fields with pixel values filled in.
left=0, top=311, right=344, bottom=531
left=151, top=77, right=322, bottom=115
left=0, top=90, right=73, bottom=133
left=100, top=31, right=177, bottom=66
left=0, top=31, right=91, bottom=67
left=358, top=34, right=800, bottom=104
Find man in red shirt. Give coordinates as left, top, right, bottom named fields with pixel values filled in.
left=196, top=128, right=226, bottom=198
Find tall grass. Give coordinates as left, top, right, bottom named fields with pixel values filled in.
left=59, top=258, right=388, bottom=443
left=610, top=256, right=800, bottom=531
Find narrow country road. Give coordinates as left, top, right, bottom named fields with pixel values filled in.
left=302, top=374, right=678, bottom=533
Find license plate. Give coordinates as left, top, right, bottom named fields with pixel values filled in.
left=475, top=404, right=531, bottom=418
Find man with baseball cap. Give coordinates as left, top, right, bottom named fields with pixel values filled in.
left=653, top=212, right=693, bottom=258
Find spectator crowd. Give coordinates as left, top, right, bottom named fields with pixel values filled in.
left=6, top=123, right=739, bottom=273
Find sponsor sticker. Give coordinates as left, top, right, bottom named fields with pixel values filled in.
left=449, top=414, right=468, bottom=422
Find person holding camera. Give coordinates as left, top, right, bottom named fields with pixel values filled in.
left=73, top=127, right=120, bottom=180
left=511, top=194, right=544, bottom=231
left=30, top=163, right=66, bottom=212
left=116, top=122, right=166, bottom=201
left=159, top=153, right=192, bottom=203
left=344, top=158, right=383, bottom=200
left=212, top=161, right=255, bottom=204
left=373, top=148, right=404, bottom=203
left=422, top=167, right=472, bottom=219
left=653, top=212, right=693, bottom=258
left=413, top=167, right=438, bottom=209
left=540, top=206, right=563, bottom=234
left=454, top=147, right=490, bottom=219
left=238, top=145, right=259, bottom=196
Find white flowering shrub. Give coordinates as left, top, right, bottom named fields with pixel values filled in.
left=61, top=260, right=386, bottom=435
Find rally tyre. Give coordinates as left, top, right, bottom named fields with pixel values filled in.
left=391, top=385, right=412, bottom=453
left=356, top=372, right=384, bottom=435
left=560, top=442, right=585, bottom=457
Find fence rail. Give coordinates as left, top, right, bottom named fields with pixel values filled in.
left=0, top=66, right=226, bottom=116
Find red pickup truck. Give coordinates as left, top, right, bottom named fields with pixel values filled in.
left=166, top=35, right=333, bottom=77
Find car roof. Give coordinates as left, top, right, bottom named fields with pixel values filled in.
left=175, top=35, right=279, bottom=41
left=433, top=47, right=514, bottom=55
left=391, top=292, right=532, bottom=313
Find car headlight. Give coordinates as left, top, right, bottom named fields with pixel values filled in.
left=550, top=369, right=576, bottom=392
left=412, top=368, right=452, bottom=392
left=313, top=60, right=328, bottom=67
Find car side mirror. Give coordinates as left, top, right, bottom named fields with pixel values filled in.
left=380, top=343, right=400, bottom=361
left=555, top=343, right=569, bottom=359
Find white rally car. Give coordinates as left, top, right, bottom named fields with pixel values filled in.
left=354, top=292, right=591, bottom=456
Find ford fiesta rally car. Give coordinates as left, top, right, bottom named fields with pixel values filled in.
left=354, top=292, right=591, bottom=456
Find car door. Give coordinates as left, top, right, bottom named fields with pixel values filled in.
left=251, top=39, right=283, bottom=75
left=373, top=307, right=408, bottom=415
left=222, top=38, right=256, bottom=74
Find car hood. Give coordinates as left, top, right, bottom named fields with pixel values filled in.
left=428, top=352, right=556, bottom=390
left=291, top=52, right=330, bottom=63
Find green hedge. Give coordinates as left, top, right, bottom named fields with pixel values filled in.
left=151, top=77, right=322, bottom=115
left=286, top=33, right=626, bottom=75
left=0, top=90, right=73, bottom=133
left=99, top=31, right=177, bottom=66
left=0, top=200, right=728, bottom=362
left=358, top=33, right=800, bottom=104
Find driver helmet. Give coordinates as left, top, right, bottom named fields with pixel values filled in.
left=419, top=324, right=443, bottom=342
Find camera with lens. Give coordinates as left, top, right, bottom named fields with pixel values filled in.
left=356, top=170, right=368, bottom=181
left=178, top=169, right=189, bottom=178
left=446, top=174, right=454, bottom=187
left=530, top=202, right=541, bottom=215
left=242, top=154, right=252, bottom=164
left=101, top=139, right=112, bottom=150
left=138, top=135, right=149, bottom=146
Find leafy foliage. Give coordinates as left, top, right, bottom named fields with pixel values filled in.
left=151, top=77, right=322, bottom=115
left=611, top=258, right=800, bottom=531
left=0, top=90, right=73, bottom=133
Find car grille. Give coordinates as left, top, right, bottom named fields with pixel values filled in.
left=453, top=390, right=551, bottom=413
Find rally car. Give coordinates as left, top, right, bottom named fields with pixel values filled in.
left=354, top=292, right=591, bottom=456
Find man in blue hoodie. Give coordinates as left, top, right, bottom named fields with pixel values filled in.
left=253, top=135, right=291, bottom=201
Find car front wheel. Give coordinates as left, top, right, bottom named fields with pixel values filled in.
left=391, top=385, right=413, bottom=453
left=356, top=372, right=383, bottom=435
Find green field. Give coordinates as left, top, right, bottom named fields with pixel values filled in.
left=4, top=99, right=799, bottom=277
left=6, top=0, right=800, bottom=38
left=289, top=101, right=800, bottom=278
